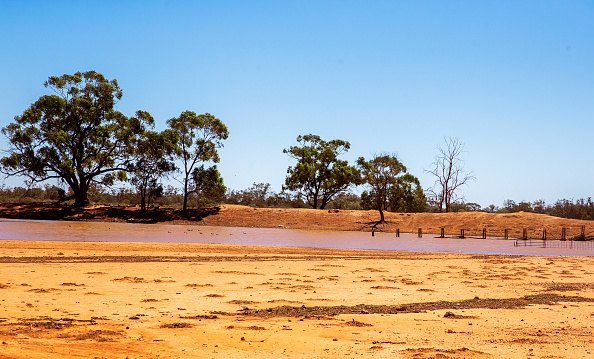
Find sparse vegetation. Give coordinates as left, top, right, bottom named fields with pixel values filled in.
left=2, top=183, right=593, bottom=220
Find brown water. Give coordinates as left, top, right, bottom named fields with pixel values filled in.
left=1, top=218, right=593, bottom=256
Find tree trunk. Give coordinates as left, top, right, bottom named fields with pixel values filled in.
left=183, top=177, right=189, bottom=211
left=377, top=194, right=385, bottom=223
left=320, top=197, right=327, bottom=210
left=140, top=187, right=147, bottom=214
left=73, top=181, right=89, bottom=207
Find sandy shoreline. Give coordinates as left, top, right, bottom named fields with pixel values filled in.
left=1, top=240, right=593, bottom=358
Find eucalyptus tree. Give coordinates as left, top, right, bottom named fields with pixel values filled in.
left=357, top=153, right=407, bottom=223
left=128, top=124, right=179, bottom=214
left=0, top=71, right=148, bottom=206
left=283, top=134, right=360, bottom=209
left=190, top=164, right=226, bottom=207
left=389, top=173, right=427, bottom=213
left=167, top=111, right=228, bottom=211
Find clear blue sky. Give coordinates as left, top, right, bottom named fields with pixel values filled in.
left=1, top=0, right=593, bottom=208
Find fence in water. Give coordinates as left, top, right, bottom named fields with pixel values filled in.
left=513, top=239, right=594, bottom=249
left=393, top=225, right=593, bottom=249
left=395, top=225, right=589, bottom=240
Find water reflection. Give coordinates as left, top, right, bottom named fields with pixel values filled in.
left=1, top=218, right=593, bottom=256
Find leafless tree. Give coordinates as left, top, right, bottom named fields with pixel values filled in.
left=425, top=137, right=476, bottom=212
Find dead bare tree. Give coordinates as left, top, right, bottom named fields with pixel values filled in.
left=425, top=137, right=476, bottom=212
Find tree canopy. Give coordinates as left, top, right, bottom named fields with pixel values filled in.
left=357, top=154, right=408, bottom=223
left=0, top=71, right=149, bottom=206
left=128, top=126, right=178, bottom=213
left=389, top=173, right=427, bottom=213
left=166, top=111, right=228, bottom=211
left=283, top=134, right=360, bottom=209
left=190, top=164, right=226, bottom=207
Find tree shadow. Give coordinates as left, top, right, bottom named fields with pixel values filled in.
left=360, top=220, right=388, bottom=233
left=0, top=202, right=81, bottom=221
left=0, top=203, right=221, bottom=224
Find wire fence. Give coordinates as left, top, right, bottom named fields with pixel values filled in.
left=513, top=239, right=594, bottom=249
left=394, top=226, right=592, bottom=241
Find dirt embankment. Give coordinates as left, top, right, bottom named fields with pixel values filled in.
left=0, top=202, right=592, bottom=239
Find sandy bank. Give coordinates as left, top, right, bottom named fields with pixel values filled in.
left=1, top=240, right=593, bottom=358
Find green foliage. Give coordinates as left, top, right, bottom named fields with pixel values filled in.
left=549, top=198, right=594, bottom=220
left=191, top=165, right=226, bottom=206
left=128, top=126, right=179, bottom=214
left=167, top=111, right=228, bottom=210
left=482, top=204, right=499, bottom=213
left=225, top=183, right=307, bottom=208
left=283, top=134, right=360, bottom=209
left=0, top=71, right=149, bottom=206
left=498, top=198, right=594, bottom=220
left=448, top=202, right=481, bottom=212
left=0, top=184, right=64, bottom=203
left=326, top=192, right=362, bottom=210
left=357, top=153, right=418, bottom=222
left=226, top=182, right=272, bottom=207
left=389, top=173, right=427, bottom=213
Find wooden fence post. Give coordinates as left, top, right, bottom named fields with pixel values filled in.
left=418, top=228, right=422, bottom=238
left=482, top=228, right=486, bottom=239
left=562, top=227, right=566, bottom=241
left=504, top=229, right=508, bottom=240
left=396, top=228, right=400, bottom=238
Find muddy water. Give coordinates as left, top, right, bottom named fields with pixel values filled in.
left=1, top=219, right=593, bottom=256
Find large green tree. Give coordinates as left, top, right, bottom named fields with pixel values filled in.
left=190, top=164, right=226, bottom=207
left=389, top=173, right=427, bottom=213
left=0, top=71, right=148, bottom=206
left=357, top=153, right=420, bottom=223
left=166, top=111, right=228, bottom=211
left=283, top=134, right=360, bottom=209
left=128, top=125, right=179, bottom=214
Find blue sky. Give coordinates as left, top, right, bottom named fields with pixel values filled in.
left=1, top=0, right=593, bottom=208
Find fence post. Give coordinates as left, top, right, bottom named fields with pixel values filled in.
left=562, top=227, right=566, bottom=241
left=581, top=225, right=586, bottom=240
left=522, top=228, right=527, bottom=240
left=460, top=229, right=465, bottom=239
left=482, top=228, right=486, bottom=239
left=418, top=228, right=422, bottom=238
left=396, top=228, right=400, bottom=238
left=542, top=228, right=547, bottom=240
left=504, top=229, right=508, bottom=240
